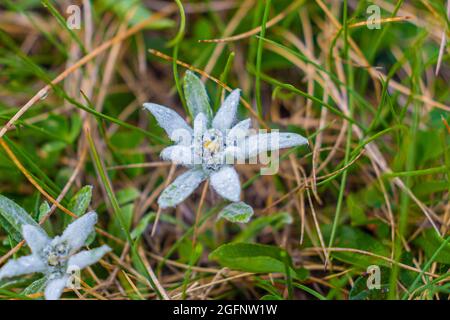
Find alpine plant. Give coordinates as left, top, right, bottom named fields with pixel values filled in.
left=0, top=212, right=110, bottom=300
left=144, top=71, right=308, bottom=222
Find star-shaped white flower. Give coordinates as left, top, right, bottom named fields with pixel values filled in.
left=0, top=212, right=110, bottom=300
left=143, top=71, right=308, bottom=211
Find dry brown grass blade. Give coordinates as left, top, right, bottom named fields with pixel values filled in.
left=148, top=48, right=269, bottom=129
left=0, top=7, right=176, bottom=139
left=151, top=164, right=176, bottom=236
left=198, top=0, right=305, bottom=43
left=435, top=0, right=449, bottom=75
left=0, top=137, right=122, bottom=265
left=308, top=247, right=440, bottom=278
left=347, top=16, right=411, bottom=29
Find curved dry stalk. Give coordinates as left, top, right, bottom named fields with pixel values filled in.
left=198, top=0, right=305, bottom=43
left=148, top=48, right=269, bottom=129
left=308, top=247, right=440, bottom=278
left=0, top=7, right=176, bottom=139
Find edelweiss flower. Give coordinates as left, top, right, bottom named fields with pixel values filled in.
left=143, top=71, right=308, bottom=210
left=0, top=212, right=110, bottom=300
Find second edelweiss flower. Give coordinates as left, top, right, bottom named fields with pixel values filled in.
left=144, top=71, right=308, bottom=215
left=0, top=212, right=110, bottom=300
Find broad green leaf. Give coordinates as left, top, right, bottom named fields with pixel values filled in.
left=415, top=229, right=450, bottom=264
left=322, top=225, right=390, bottom=268
left=218, top=202, right=254, bottom=224
left=346, top=194, right=368, bottom=226
left=209, top=243, right=298, bottom=277
left=0, top=195, right=39, bottom=241
left=183, top=71, right=213, bottom=122
left=67, top=185, right=92, bottom=216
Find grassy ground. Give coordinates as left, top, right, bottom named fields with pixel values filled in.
left=0, top=0, right=449, bottom=300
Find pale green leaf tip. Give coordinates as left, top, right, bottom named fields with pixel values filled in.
left=218, top=201, right=254, bottom=224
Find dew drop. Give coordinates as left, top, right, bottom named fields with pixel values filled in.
left=39, top=90, right=49, bottom=100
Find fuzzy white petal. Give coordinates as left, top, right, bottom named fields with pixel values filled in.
left=44, top=276, right=69, bottom=300
left=22, top=224, right=50, bottom=254
left=227, top=118, right=251, bottom=140
left=243, top=132, right=308, bottom=159
left=0, top=255, right=47, bottom=280
left=226, top=118, right=251, bottom=160
left=158, top=168, right=208, bottom=209
left=161, top=145, right=197, bottom=166
left=193, top=112, right=208, bottom=137
left=210, top=166, right=241, bottom=202
left=68, top=245, right=111, bottom=270
left=143, top=103, right=193, bottom=143
left=212, top=89, right=241, bottom=132
left=60, top=212, right=97, bottom=253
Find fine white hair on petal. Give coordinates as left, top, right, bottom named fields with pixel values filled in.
left=226, top=118, right=251, bottom=146
left=223, top=146, right=243, bottom=165
left=60, top=211, right=97, bottom=253
left=212, top=89, right=241, bottom=132
left=193, top=112, right=208, bottom=159
left=44, top=275, right=69, bottom=300
left=161, top=145, right=196, bottom=166
left=244, top=132, right=308, bottom=159
left=22, top=224, right=50, bottom=254
left=0, top=255, right=47, bottom=280
left=193, top=112, right=208, bottom=137
left=210, top=166, right=241, bottom=202
left=68, top=245, right=111, bottom=270
left=158, top=168, right=208, bottom=209
left=143, top=103, right=193, bottom=142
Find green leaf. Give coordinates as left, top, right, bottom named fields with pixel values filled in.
left=349, top=274, right=389, bottom=300
left=0, top=195, right=39, bottom=241
left=346, top=194, right=368, bottom=226
left=183, top=71, right=212, bottom=121
left=178, top=239, right=203, bottom=265
left=37, top=201, right=54, bottom=236
left=209, top=243, right=298, bottom=277
left=234, top=212, right=292, bottom=242
left=415, top=229, right=450, bottom=264
left=96, top=0, right=174, bottom=29
left=323, top=225, right=390, bottom=268
left=131, top=213, right=154, bottom=241
left=38, top=201, right=51, bottom=221
left=218, top=202, right=254, bottom=224
left=116, top=187, right=140, bottom=206
left=68, top=185, right=93, bottom=217
left=260, top=294, right=283, bottom=300
left=21, top=277, right=47, bottom=297
left=0, top=214, right=22, bottom=243
left=108, top=203, right=134, bottom=240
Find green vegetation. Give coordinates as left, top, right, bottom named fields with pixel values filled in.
left=0, top=0, right=449, bottom=300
